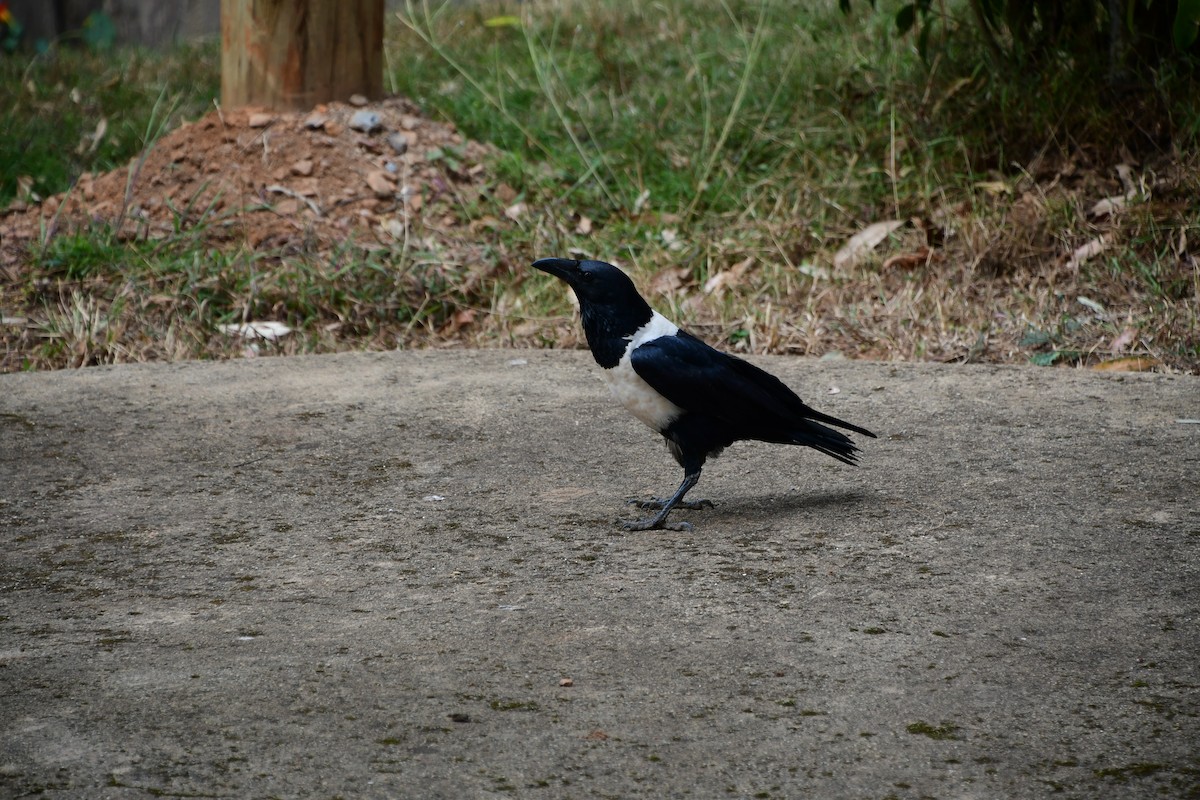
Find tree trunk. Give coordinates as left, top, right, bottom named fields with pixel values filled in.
left=221, top=0, right=384, bottom=111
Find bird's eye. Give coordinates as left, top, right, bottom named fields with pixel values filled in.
left=579, top=271, right=595, bottom=283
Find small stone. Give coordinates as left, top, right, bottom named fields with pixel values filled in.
left=386, top=133, right=409, bottom=155
left=291, top=159, right=314, bottom=177
left=247, top=112, right=274, bottom=128
left=348, top=94, right=369, bottom=107
left=357, top=138, right=384, bottom=155
left=291, top=178, right=320, bottom=197
left=349, top=110, right=382, bottom=133
left=559, top=678, right=574, bottom=687
left=303, top=112, right=329, bottom=130
left=366, top=170, right=396, bottom=198
left=400, top=114, right=421, bottom=131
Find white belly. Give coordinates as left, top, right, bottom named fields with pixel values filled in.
left=602, top=312, right=684, bottom=432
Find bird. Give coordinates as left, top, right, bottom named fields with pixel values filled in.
left=532, top=256, right=877, bottom=532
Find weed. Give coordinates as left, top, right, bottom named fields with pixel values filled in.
left=906, top=720, right=960, bottom=740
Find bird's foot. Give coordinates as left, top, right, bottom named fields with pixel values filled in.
left=622, top=517, right=694, bottom=533
left=627, top=497, right=714, bottom=511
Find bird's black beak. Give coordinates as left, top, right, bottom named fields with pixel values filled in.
left=532, top=257, right=581, bottom=286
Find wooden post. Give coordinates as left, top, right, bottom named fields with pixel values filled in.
left=221, top=0, right=384, bottom=111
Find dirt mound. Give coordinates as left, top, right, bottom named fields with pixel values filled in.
left=1, top=96, right=502, bottom=260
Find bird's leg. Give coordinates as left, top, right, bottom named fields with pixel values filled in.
left=624, top=469, right=702, bottom=532
left=628, top=496, right=714, bottom=511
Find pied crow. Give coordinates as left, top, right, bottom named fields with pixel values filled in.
left=533, top=256, right=877, bottom=532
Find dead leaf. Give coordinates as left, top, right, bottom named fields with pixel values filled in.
left=504, top=202, right=526, bottom=221
left=219, top=321, right=292, bottom=340
left=84, top=117, right=107, bottom=155
left=291, top=159, right=314, bottom=177
left=1115, top=163, right=1137, bottom=195
left=1089, top=194, right=1128, bottom=218
left=575, top=214, right=593, bottom=235
left=834, top=220, right=905, bottom=269
left=703, top=256, right=753, bottom=295
left=650, top=267, right=689, bottom=294
left=248, top=112, right=274, bottom=128
left=1065, top=235, right=1111, bottom=270
left=882, top=247, right=937, bottom=270
left=1091, top=356, right=1161, bottom=372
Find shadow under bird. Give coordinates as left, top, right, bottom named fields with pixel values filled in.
left=533, top=256, right=877, bottom=532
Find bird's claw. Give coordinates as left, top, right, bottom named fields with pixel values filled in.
left=623, top=517, right=694, bottom=533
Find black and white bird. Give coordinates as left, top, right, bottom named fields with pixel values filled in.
left=533, top=256, right=877, bottom=532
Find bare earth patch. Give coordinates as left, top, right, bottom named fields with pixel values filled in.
left=0, top=96, right=497, bottom=261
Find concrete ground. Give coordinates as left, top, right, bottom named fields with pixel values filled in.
left=1, top=350, right=1197, bottom=799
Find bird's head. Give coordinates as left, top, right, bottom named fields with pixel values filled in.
left=532, top=257, right=655, bottom=352
left=532, top=258, right=646, bottom=307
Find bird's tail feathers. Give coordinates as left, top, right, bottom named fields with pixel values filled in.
left=803, top=408, right=877, bottom=440
left=790, top=418, right=865, bottom=466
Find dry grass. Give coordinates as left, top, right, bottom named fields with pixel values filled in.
left=490, top=152, right=1198, bottom=371
left=1, top=0, right=1197, bottom=373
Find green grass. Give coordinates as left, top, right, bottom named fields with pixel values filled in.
left=1, top=0, right=1198, bottom=372
left=392, top=0, right=946, bottom=222
left=0, top=43, right=218, bottom=206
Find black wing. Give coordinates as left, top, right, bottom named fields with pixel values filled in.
left=629, top=332, right=875, bottom=462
